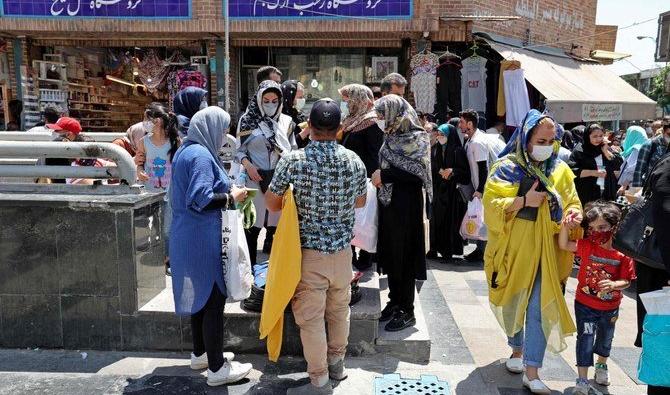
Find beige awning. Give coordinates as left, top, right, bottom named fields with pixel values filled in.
left=490, top=43, right=657, bottom=122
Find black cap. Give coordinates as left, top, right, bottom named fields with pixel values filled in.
left=309, top=98, right=341, bottom=131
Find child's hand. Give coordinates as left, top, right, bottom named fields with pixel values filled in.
left=563, top=211, right=581, bottom=230
left=598, top=279, right=615, bottom=293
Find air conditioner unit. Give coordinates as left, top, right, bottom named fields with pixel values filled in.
left=657, top=11, right=670, bottom=62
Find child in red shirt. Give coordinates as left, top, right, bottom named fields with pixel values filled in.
left=558, top=200, right=636, bottom=395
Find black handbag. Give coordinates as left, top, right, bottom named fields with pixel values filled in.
left=612, top=153, right=666, bottom=270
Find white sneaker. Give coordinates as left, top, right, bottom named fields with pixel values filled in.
left=573, top=381, right=590, bottom=395
left=190, top=352, right=235, bottom=370
left=505, top=357, right=524, bottom=374
left=523, top=374, right=552, bottom=394
left=206, top=361, right=252, bottom=387
left=594, top=364, right=610, bottom=386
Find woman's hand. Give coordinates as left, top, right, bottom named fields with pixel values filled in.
left=595, top=169, right=607, bottom=178
left=371, top=169, right=382, bottom=188
left=524, top=180, right=547, bottom=207
left=243, top=160, right=263, bottom=183
left=230, top=186, right=248, bottom=202
left=439, top=168, right=453, bottom=180
left=563, top=208, right=583, bottom=229
left=617, top=185, right=627, bottom=197
left=137, top=168, right=149, bottom=182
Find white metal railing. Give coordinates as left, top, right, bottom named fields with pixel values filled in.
left=0, top=141, right=137, bottom=185
left=0, top=131, right=126, bottom=142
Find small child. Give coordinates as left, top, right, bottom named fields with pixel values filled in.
left=558, top=200, right=636, bottom=395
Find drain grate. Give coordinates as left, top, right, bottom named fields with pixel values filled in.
left=374, top=374, right=449, bottom=395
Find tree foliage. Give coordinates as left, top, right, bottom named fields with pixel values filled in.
left=649, top=65, right=670, bottom=108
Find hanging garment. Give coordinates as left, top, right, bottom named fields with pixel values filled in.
left=435, top=62, right=462, bottom=124
left=410, top=52, right=439, bottom=114
left=496, top=60, right=522, bottom=117
left=502, top=69, right=530, bottom=127
left=259, top=187, right=301, bottom=362
left=460, top=56, right=487, bottom=112
left=177, top=70, right=206, bottom=90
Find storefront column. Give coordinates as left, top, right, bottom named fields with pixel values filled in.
left=11, top=38, right=23, bottom=110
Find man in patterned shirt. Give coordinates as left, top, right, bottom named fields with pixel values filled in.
left=266, top=98, right=367, bottom=395
left=632, top=122, right=670, bottom=189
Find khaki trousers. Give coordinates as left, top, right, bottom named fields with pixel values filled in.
left=291, top=248, right=352, bottom=384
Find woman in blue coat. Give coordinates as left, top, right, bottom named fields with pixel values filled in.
left=170, top=106, right=252, bottom=387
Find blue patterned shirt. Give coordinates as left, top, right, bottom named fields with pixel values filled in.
left=633, top=135, right=667, bottom=187
left=269, top=140, right=367, bottom=253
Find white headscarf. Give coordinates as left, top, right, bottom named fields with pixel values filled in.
left=185, top=106, right=231, bottom=170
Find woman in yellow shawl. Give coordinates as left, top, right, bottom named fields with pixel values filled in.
left=483, top=109, right=582, bottom=394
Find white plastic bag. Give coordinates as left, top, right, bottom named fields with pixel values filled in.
left=221, top=209, right=253, bottom=301
left=460, top=197, right=487, bottom=241
left=352, top=180, right=378, bottom=253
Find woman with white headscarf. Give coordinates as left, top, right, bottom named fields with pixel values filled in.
left=371, top=94, right=432, bottom=333
left=236, top=80, right=297, bottom=265
left=170, top=106, right=252, bottom=387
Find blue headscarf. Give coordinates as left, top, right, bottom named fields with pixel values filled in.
left=437, top=123, right=454, bottom=137
left=492, top=109, right=564, bottom=223
left=621, top=126, right=648, bottom=158
left=173, top=87, right=207, bottom=137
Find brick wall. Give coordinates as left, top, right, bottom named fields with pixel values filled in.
left=594, top=25, right=618, bottom=52
left=469, top=0, right=598, bottom=57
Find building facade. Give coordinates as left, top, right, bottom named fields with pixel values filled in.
left=1, top=0, right=616, bottom=128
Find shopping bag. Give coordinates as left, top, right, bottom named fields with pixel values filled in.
left=638, top=314, right=670, bottom=387
left=259, top=187, right=302, bottom=362
left=460, top=197, right=487, bottom=241
left=352, top=180, right=378, bottom=253
left=221, top=209, right=253, bottom=302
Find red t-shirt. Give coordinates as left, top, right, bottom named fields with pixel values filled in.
left=575, top=239, right=636, bottom=311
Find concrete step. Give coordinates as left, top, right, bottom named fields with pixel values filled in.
left=375, top=276, right=431, bottom=363
left=133, top=264, right=381, bottom=357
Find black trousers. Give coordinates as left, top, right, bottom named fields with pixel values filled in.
left=191, top=285, right=226, bottom=372
left=387, top=266, right=416, bottom=315
left=245, top=226, right=261, bottom=266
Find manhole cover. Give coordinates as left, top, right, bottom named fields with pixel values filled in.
left=374, top=374, right=449, bottom=395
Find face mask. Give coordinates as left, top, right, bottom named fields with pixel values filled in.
left=51, top=131, right=62, bottom=140
left=340, top=101, right=349, bottom=118
left=530, top=144, right=554, bottom=162
left=646, top=127, right=653, bottom=135
left=376, top=120, right=386, bottom=131
left=588, top=229, right=614, bottom=245
left=437, top=136, right=448, bottom=145
left=295, top=98, right=306, bottom=111
left=262, top=102, right=279, bottom=117
left=199, top=100, right=208, bottom=110
left=142, top=120, right=154, bottom=133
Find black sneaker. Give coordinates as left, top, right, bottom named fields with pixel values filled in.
left=384, top=310, right=416, bottom=332
left=165, top=260, right=172, bottom=276
left=426, top=250, right=438, bottom=259
left=379, top=304, right=398, bottom=322
left=464, top=249, right=484, bottom=262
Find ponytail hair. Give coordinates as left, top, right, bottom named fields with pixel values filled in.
left=146, top=102, right=181, bottom=162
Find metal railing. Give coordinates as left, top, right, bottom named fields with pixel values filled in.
left=0, top=132, right=126, bottom=142
left=0, top=141, right=137, bottom=185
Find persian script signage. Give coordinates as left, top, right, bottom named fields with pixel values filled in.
left=228, top=0, right=412, bottom=19
left=582, top=103, right=623, bottom=121
left=1, top=0, right=190, bottom=18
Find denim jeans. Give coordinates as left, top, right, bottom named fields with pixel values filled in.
left=574, top=300, right=618, bottom=367
left=507, top=270, right=547, bottom=368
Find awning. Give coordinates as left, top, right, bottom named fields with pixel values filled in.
left=488, top=43, right=657, bottom=122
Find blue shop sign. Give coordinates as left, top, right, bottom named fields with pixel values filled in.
left=228, top=0, right=412, bottom=19
left=1, top=0, right=191, bottom=18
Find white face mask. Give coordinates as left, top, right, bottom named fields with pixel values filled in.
left=437, top=136, right=448, bottom=145
left=142, top=120, right=153, bottom=133
left=295, top=98, right=306, bottom=111
left=199, top=100, right=208, bottom=110
left=340, top=101, right=349, bottom=119
left=530, top=144, right=554, bottom=162
left=51, top=131, right=62, bottom=140
left=262, top=102, right=279, bottom=117
left=376, top=120, right=386, bottom=131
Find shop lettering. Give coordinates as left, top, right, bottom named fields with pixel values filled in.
left=231, top=0, right=411, bottom=18
left=3, top=0, right=188, bottom=18
left=514, top=0, right=585, bottom=31
left=468, top=80, right=480, bottom=88
left=582, top=103, right=623, bottom=122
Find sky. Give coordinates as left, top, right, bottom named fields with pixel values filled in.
left=596, top=0, right=668, bottom=75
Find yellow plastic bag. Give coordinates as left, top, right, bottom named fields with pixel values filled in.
left=259, top=187, right=302, bottom=361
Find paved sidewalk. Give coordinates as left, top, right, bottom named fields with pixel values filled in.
left=0, top=255, right=649, bottom=394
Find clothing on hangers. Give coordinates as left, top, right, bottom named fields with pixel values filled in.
left=461, top=56, right=487, bottom=112
left=436, top=61, right=462, bottom=123
left=503, top=69, right=530, bottom=127
left=496, top=60, right=522, bottom=116
left=410, top=52, right=440, bottom=114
